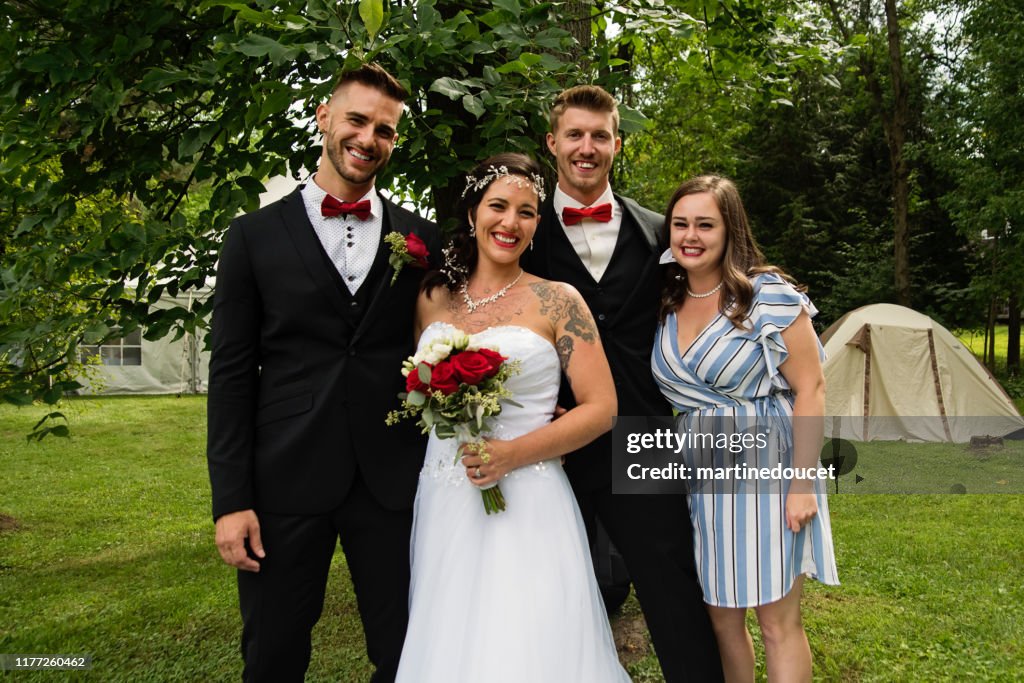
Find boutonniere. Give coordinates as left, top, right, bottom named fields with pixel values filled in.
left=384, top=231, right=430, bottom=285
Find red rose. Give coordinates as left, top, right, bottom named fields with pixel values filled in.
left=405, top=233, right=429, bottom=268
left=428, top=360, right=460, bottom=395
left=476, top=348, right=506, bottom=379
left=449, top=350, right=496, bottom=385
left=406, top=363, right=431, bottom=395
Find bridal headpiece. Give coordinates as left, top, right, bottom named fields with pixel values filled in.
left=461, top=165, right=547, bottom=203
left=440, top=243, right=467, bottom=286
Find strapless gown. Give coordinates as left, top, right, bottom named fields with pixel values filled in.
left=395, top=322, right=630, bottom=683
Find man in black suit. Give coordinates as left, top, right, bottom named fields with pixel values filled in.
left=207, top=63, right=438, bottom=682
left=522, top=85, right=723, bottom=682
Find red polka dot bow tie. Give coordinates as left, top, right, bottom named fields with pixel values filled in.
left=321, top=196, right=372, bottom=220
left=561, top=203, right=613, bottom=225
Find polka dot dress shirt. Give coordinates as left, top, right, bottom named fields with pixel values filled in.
left=301, top=177, right=383, bottom=294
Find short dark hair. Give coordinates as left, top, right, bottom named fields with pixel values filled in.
left=549, top=85, right=619, bottom=133
left=332, top=62, right=409, bottom=102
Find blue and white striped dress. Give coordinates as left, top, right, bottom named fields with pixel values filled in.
left=651, top=272, right=839, bottom=608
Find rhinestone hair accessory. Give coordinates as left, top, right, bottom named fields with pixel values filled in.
left=440, top=243, right=468, bottom=286
left=461, top=165, right=547, bottom=203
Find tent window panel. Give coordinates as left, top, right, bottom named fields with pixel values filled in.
left=82, top=333, right=144, bottom=366
left=101, top=346, right=122, bottom=365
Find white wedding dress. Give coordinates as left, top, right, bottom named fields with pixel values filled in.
left=395, top=322, right=630, bottom=683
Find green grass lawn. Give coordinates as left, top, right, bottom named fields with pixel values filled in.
left=2, top=397, right=1023, bottom=681
left=955, top=325, right=1020, bottom=372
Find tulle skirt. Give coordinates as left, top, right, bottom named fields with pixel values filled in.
left=395, top=436, right=630, bottom=683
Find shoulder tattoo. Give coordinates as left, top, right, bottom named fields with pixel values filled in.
left=528, top=282, right=597, bottom=343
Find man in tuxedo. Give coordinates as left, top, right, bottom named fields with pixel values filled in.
left=521, top=85, right=723, bottom=682
left=207, top=63, right=438, bottom=682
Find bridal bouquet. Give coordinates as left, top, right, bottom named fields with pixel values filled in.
left=386, top=328, right=521, bottom=514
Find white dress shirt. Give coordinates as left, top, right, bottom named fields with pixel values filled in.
left=302, top=176, right=383, bottom=294
left=553, top=184, right=621, bottom=282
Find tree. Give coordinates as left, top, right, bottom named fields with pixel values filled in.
left=931, top=0, right=1024, bottom=374
left=619, top=0, right=844, bottom=210
left=0, top=0, right=700, bottom=433
left=821, top=0, right=919, bottom=306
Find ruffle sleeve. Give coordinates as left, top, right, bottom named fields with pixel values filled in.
left=745, top=272, right=822, bottom=390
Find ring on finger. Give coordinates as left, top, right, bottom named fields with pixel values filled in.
left=474, top=466, right=483, bottom=479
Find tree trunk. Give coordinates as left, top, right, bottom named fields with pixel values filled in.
left=826, top=0, right=914, bottom=306
left=884, top=0, right=912, bottom=307
left=1008, top=290, right=1021, bottom=375
left=987, top=297, right=997, bottom=371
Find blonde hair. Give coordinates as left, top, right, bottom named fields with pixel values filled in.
left=549, top=85, right=620, bottom=133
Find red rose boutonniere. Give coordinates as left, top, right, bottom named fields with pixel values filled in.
left=384, top=232, right=430, bottom=285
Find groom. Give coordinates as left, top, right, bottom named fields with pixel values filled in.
left=522, top=85, right=724, bottom=682
left=207, top=63, right=437, bottom=682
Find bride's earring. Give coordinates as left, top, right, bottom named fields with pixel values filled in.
left=530, top=239, right=534, bottom=251
left=469, top=220, right=476, bottom=238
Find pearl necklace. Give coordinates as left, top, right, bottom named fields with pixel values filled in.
left=687, top=280, right=724, bottom=299
left=461, top=269, right=525, bottom=313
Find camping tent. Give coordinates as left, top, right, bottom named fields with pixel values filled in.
left=821, top=303, right=1024, bottom=442
left=78, top=289, right=211, bottom=395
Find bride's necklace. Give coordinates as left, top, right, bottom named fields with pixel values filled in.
left=461, top=269, right=525, bottom=313
left=687, top=280, right=724, bottom=299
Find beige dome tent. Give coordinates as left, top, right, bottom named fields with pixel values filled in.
left=821, top=304, right=1023, bottom=442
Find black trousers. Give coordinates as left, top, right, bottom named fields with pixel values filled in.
left=237, top=473, right=413, bottom=683
left=573, top=483, right=725, bottom=683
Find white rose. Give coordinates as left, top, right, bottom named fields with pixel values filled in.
left=425, top=342, right=452, bottom=365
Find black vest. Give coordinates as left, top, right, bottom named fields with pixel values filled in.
left=525, top=198, right=673, bottom=490
left=314, top=211, right=394, bottom=332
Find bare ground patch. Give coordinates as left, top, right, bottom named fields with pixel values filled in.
left=0, top=513, right=19, bottom=532
left=611, top=610, right=651, bottom=665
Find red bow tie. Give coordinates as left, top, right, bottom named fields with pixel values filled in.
left=562, top=203, right=613, bottom=225
left=321, top=196, right=372, bottom=220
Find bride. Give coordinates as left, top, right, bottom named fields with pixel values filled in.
left=394, top=153, right=630, bottom=682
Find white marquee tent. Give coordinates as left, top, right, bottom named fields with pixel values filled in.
left=78, top=289, right=212, bottom=395
left=78, top=176, right=304, bottom=396
left=821, top=303, right=1024, bottom=442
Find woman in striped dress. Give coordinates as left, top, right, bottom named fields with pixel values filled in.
left=650, top=175, right=838, bottom=682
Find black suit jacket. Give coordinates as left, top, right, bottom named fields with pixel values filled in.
left=207, top=188, right=439, bottom=519
left=522, top=194, right=673, bottom=490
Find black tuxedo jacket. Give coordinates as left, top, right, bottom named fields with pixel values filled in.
left=207, top=188, right=439, bottom=519
left=522, top=194, right=673, bottom=490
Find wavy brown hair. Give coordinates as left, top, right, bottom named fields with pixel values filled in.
left=658, top=175, right=802, bottom=327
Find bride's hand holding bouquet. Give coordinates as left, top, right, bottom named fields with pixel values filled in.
left=386, top=328, right=521, bottom=514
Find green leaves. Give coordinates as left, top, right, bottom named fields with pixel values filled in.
left=359, top=0, right=385, bottom=42
left=429, top=77, right=470, bottom=100
left=233, top=34, right=301, bottom=63
left=0, top=0, right=851, bottom=437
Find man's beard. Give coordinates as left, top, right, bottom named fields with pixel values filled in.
left=326, top=137, right=387, bottom=186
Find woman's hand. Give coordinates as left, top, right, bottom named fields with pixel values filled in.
left=459, top=439, right=518, bottom=487
left=785, top=489, right=818, bottom=532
